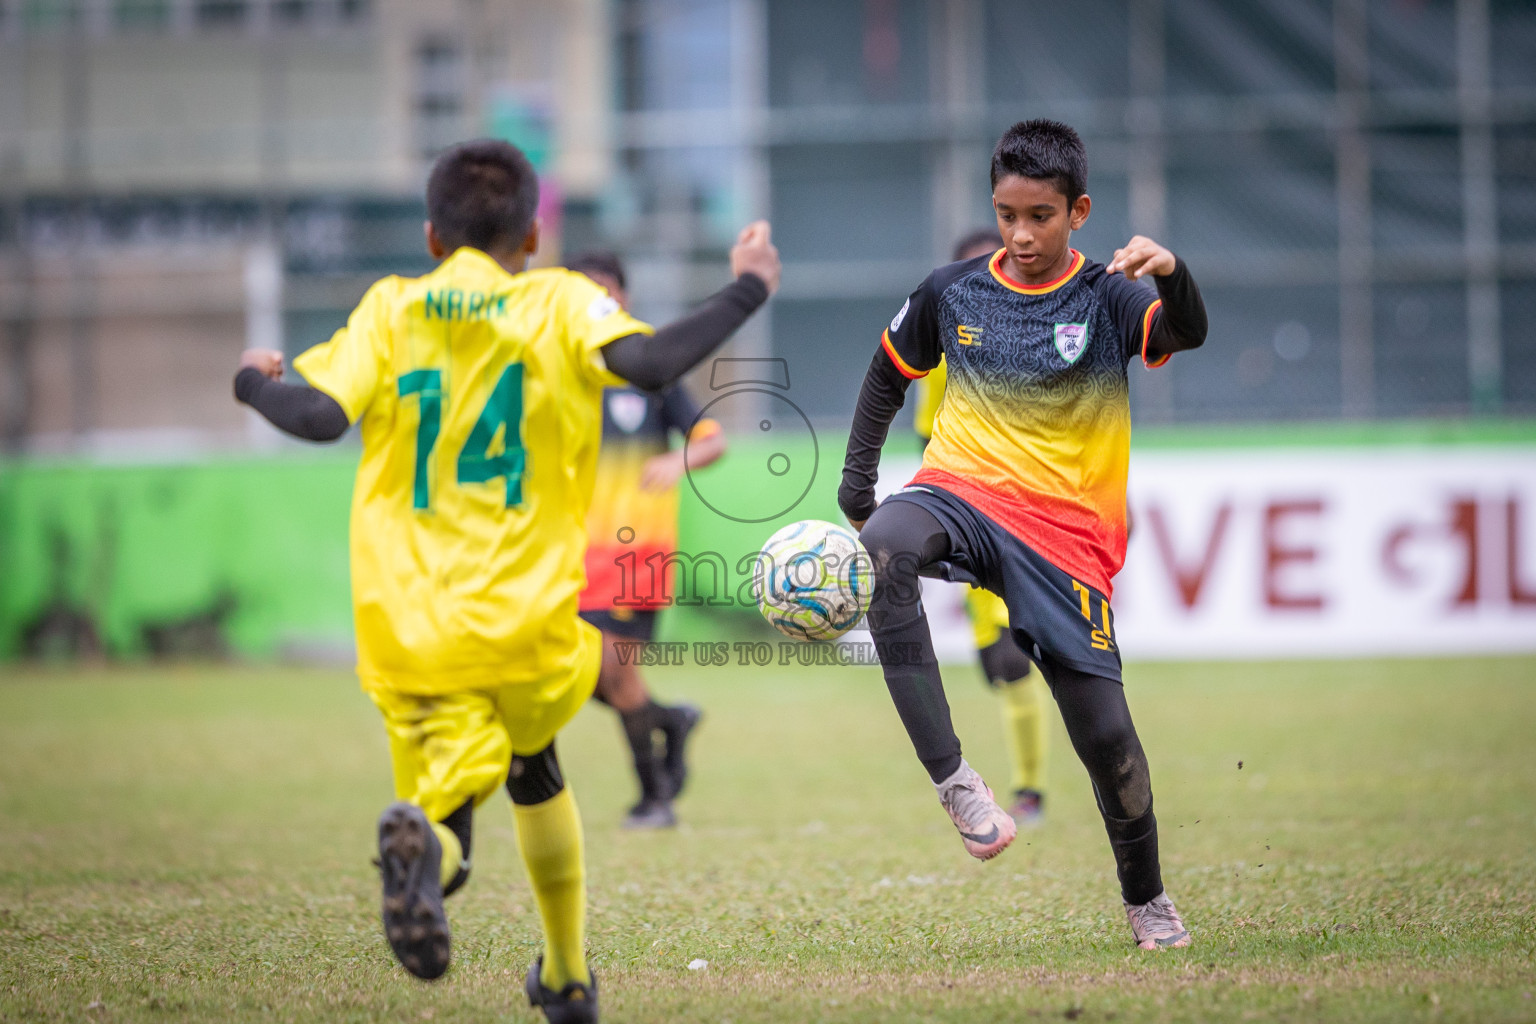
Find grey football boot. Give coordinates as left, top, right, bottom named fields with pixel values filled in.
left=934, top=759, right=1017, bottom=860
left=1125, top=891, right=1191, bottom=950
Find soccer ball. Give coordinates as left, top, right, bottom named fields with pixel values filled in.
left=753, top=519, right=873, bottom=641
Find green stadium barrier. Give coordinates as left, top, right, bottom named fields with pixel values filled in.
left=0, top=454, right=354, bottom=660
left=0, top=435, right=846, bottom=661
left=3, top=418, right=1532, bottom=662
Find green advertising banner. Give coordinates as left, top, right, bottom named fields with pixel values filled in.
left=2, top=419, right=1531, bottom=662
left=0, top=434, right=845, bottom=662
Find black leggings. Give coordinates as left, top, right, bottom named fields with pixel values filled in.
left=861, top=499, right=1164, bottom=904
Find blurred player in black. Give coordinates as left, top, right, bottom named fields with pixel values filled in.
left=569, top=252, right=725, bottom=829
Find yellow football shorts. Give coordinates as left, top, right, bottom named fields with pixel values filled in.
left=965, top=585, right=1012, bottom=651
left=367, top=622, right=602, bottom=822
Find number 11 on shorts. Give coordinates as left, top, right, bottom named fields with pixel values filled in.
left=1071, top=580, right=1116, bottom=651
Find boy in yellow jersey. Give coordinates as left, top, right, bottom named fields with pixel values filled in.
left=233, top=139, right=779, bottom=1022
left=912, top=228, right=1050, bottom=827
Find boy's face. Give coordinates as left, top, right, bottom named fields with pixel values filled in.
left=991, top=174, right=1091, bottom=284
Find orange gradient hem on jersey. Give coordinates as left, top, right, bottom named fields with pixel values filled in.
left=913, top=365, right=1131, bottom=596
left=911, top=467, right=1124, bottom=597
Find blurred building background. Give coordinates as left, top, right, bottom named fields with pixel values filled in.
left=0, top=0, right=612, bottom=452
left=2, top=0, right=1533, bottom=453
left=619, top=0, right=1536, bottom=424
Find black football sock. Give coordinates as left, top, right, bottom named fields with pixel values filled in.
left=654, top=701, right=692, bottom=757
left=861, top=501, right=964, bottom=785
left=1099, top=799, right=1163, bottom=906
left=619, top=702, right=666, bottom=802
left=439, top=799, right=474, bottom=898
left=1043, top=656, right=1165, bottom=905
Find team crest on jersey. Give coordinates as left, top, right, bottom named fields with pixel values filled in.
left=890, top=298, right=910, bottom=333
left=587, top=294, right=621, bottom=320
left=608, top=391, right=648, bottom=433
left=1054, top=322, right=1089, bottom=364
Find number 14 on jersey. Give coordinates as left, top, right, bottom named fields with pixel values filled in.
left=397, top=364, right=526, bottom=511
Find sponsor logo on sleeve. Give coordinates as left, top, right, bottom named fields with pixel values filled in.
left=889, top=298, right=910, bottom=333
left=587, top=294, right=621, bottom=320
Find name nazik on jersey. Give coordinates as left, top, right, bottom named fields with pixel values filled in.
left=423, top=288, right=511, bottom=322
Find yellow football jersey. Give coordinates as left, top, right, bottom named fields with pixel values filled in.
left=293, top=247, right=654, bottom=695
left=911, top=356, right=948, bottom=440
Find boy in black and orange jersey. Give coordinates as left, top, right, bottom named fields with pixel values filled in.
left=840, top=120, right=1208, bottom=951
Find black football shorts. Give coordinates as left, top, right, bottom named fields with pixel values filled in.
left=883, top=484, right=1123, bottom=682
left=578, top=608, right=659, bottom=643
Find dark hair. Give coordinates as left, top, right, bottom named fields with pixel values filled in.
left=952, top=228, right=999, bottom=262
left=425, top=139, right=541, bottom=254
left=989, top=119, right=1087, bottom=204
left=565, top=250, right=627, bottom=290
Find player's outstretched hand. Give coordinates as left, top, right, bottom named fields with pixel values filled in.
left=1108, top=236, right=1176, bottom=281
left=240, top=348, right=285, bottom=381
left=731, top=220, right=781, bottom=295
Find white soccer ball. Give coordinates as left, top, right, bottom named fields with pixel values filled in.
left=753, top=519, right=873, bottom=641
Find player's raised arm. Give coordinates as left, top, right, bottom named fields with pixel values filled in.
left=837, top=352, right=909, bottom=532
left=232, top=348, right=350, bottom=442
left=838, top=277, right=942, bottom=531
left=1109, top=235, right=1208, bottom=364
left=599, top=221, right=780, bottom=392
left=235, top=278, right=397, bottom=442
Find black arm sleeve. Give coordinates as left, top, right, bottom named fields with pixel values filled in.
left=234, top=367, right=350, bottom=442
left=658, top=383, right=705, bottom=437
left=599, top=274, right=769, bottom=392
left=837, top=350, right=913, bottom=523
left=1146, top=257, right=1208, bottom=362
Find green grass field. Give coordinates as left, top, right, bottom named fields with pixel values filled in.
left=1, top=656, right=1533, bottom=1023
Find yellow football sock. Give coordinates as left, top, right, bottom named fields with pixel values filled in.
left=512, top=788, right=591, bottom=989
left=999, top=673, right=1048, bottom=794
left=431, top=821, right=464, bottom=891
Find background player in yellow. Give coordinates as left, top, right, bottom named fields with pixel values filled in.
left=232, top=139, right=780, bottom=1023
left=567, top=250, right=726, bottom=830
left=912, top=229, right=1050, bottom=827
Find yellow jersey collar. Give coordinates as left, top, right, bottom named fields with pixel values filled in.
left=440, top=246, right=518, bottom=279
